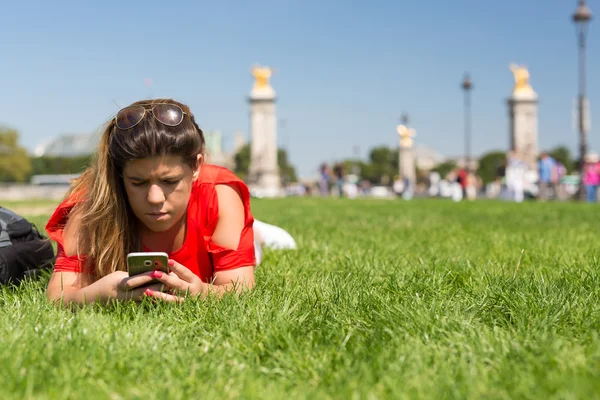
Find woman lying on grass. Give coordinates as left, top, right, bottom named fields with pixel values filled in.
left=46, top=99, right=258, bottom=305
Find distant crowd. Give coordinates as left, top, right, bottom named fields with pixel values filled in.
left=497, top=151, right=600, bottom=203
left=293, top=153, right=600, bottom=203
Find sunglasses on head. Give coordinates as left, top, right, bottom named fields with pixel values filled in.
left=115, top=103, right=187, bottom=130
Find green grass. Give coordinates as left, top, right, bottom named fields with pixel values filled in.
left=1, top=198, right=600, bottom=399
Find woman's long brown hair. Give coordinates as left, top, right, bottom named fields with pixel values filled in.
left=66, top=99, right=205, bottom=280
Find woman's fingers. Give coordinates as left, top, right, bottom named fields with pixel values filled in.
left=148, top=270, right=191, bottom=292
left=144, top=288, right=184, bottom=303
left=116, top=259, right=200, bottom=302
left=117, top=272, right=157, bottom=291
left=123, top=283, right=166, bottom=301
left=166, top=259, right=198, bottom=282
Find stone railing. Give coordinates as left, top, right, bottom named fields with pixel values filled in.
left=0, top=184, right=70, bottom=201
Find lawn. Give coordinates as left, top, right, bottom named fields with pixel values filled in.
left=1, top=198, right=599, bottom=399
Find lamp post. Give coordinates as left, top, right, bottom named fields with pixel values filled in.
left=573, top=0, right=592, bottom=200
left=352, top=145, right=361, bottom=176
left=461, top=73, right=473, bottom=172
left=401, top=113, right=409, bottom=129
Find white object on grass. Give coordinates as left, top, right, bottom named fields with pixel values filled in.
left=253, top=219, right=297, bottom=250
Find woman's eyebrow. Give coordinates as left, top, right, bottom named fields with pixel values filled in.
left=126, top=173, right=183, bottom=181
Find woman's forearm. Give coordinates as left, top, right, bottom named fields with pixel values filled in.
left=47, top=271, right=118, bottom=306
left=196, top=267, right=255, bottom=298
left=47, top=281, right=108, bottom=306
left=196, top=279, right=254, bottom=299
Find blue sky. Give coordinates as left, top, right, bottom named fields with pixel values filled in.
left=1, top=0, right=598, bottom=178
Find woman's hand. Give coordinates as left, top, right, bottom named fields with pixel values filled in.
left=48, top=269, right=168, bottom=305
left=93, top=270, right=167, bottom=303
left=145, top=259, right=205, bottom=302
left=148, top=259, right=255, bottom=302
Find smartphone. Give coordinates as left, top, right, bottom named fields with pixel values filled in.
left=127, top=252, right=169, bottom=277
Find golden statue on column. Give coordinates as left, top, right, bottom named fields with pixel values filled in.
left=507, top=63, right=538, bottom=171
left=397, top=124, right=416, bottom=148
left=252, top=66, right=273, bottom=91
left=509, top=64, right=535, bottom=96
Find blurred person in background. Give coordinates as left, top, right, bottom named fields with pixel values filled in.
left=333, top=163, right=345, bottom=198
left=319, top=163, right=330, bottom=197
left=583, top=152, right=600, bottom=203
left=538, top=152, right=558, bottom=201
left=505, top=151, right=526, bottom=203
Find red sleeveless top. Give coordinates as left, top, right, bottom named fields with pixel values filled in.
left=45, top=165, right=256, bottom=282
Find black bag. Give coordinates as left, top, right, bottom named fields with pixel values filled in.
left=0, top=206, right=55, bottom=285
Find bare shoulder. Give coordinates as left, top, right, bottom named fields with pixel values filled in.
left=215, top=184, right=244, bottom=213
left=212, top=184, right=245, bottom=250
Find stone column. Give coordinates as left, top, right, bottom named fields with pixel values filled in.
left=507, top=64, right=539, bottom=170
left=397, top=124, right=416, bottom=184
left=247, top=66, right=281, bottom=197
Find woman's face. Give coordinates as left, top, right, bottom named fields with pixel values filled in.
left=122, top=155, right=198, bottom=233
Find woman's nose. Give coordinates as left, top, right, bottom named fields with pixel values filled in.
left=147, top=184, right=165, bottom=204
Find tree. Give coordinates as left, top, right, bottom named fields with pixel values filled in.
left=233, top=145, right=250, bottom=182
left=476, top=151, right=506, bottom=184
left=548, top=145, right=574, bottom=173
left=367, top=146, right=398, bottom=184
left=278, top=148, right=297, bottom=184
left=337, top=146, right=405, bottom=184
left=342, top=159, right=370, bottom=178
left=0, top=127, right=32, bottom=182
left=431, top=161, right=457, bottom=180
left=30, top=155, right=92, bottom=175
left=233, top=144, right=297, bottom=184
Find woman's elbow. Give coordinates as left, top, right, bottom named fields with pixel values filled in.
left=223, top=276, right=254, bottom=295
left=45, top=274, right=82, bottom=306
left=211, top=269, right=255, bottom=296
left=46, top=287, right=66, bottom=306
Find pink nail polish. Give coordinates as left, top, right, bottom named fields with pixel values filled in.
left=150, top=270, right=163, bottom=279
left=168, top=259, right=175, bottom=267
left=144, top=288, right=154, bottom=296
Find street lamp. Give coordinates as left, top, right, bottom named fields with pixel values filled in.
left=461, top=73, right=473, bottom=172
left=352, top=145, right=361, bottom=176
left=401, top=113, right=409, bottom=128
left=573, top=0, right=592, bottom=200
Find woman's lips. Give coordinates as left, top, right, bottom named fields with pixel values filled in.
left=147, top=212, right=168, bottom=220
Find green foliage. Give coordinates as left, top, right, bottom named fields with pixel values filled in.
left=30, top=155, right=92, bottom=176
left=234, top=144, right=250, bottom=182
left=234, top=144, right=297, bottom=184
left=549, top=145, right=574, bottom=173
left=342, top=159, right=369, bottom=178
left=0, top=127, right=32, bottom=182
left=361, top=146, right=398, bottom=184
left=431, top=160, right=457, bottom=179
left=2, top=199, right=600, bottom=398
left=340, top=146, right=420, bottom=184
left=0, top=127, right=94, bottom=181
left=477, top=150, right=506, bottom=184
left=277, top=148, right=297, bottom=184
